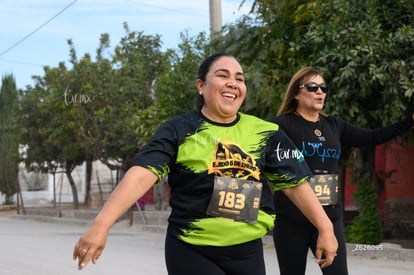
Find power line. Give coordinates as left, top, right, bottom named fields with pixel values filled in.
left=0, top=57, right=44, bottom=67
left=0, top=0, right=78, bottom=58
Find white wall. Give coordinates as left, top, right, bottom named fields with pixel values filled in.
left=1, top=161, right=116, bottom=207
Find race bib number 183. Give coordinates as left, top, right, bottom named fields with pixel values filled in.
left=206, top=176, right=262, bottom=224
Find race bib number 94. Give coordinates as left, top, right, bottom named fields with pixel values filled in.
left=308, top=174, right=339, bottom=205
left=206, top=177, right=262, bottom=224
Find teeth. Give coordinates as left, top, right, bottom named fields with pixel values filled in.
left=223, top=92, right=236, bottom=99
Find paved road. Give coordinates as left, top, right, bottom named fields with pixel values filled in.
left=1, top=215, right=414, bottom=275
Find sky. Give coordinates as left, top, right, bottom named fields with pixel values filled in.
left=0, top=0, right=253, bottom=89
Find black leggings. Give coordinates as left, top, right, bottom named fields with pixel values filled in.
left=273, top=216, right=348, bottom=275
left=165, top=233, right=266, bottom=275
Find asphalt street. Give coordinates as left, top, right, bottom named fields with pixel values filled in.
left=1, top=215, right=414, bottom=275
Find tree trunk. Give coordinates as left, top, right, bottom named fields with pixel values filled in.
left=84, top=160, right=92, bottom=206
left=65, top=169, right=79, bottom=209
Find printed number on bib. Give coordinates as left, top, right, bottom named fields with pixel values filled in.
left=207, top=177, right=262, bottom=224
left=314, top=184, right=331, bottom=197
left=218, top=191, right=246, bottom=209
left=308, top=174, right=339, bottom=205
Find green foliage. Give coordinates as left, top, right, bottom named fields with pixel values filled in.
left=155, top=32, right=208, bottom=120
left=346, top=180, right=382, bottom=244
left=105, top=25, right=170, bottom=171
left=19, top=83, right=61, bottom=174
left=134, top=31, right=210, bottom=146
left=0, top=75, right=19, bottom=203
left=241, top=0, right=414, bottom=124
left=17, top=0, right=414, bottom=210
left=297, top=0, right=414, bottom=125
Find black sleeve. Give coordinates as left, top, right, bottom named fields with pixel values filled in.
left=338, top=115, right=414, bottom=147
left=129, top=120, right=178, bottom=178
left=264, top=129, right=312, bottom=191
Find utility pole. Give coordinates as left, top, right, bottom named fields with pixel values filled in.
left=209, top=0, right=222, bottom=40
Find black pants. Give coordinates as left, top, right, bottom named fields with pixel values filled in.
left=273, top=216, right=348, bottom=275
left=165, top=233, right=266, bottom=275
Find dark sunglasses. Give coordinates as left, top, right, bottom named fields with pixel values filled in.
left=299, top=82, right=329, bottom=93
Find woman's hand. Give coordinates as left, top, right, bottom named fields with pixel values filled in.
left=71, top=166, right=157, bottom=270
left=73, top=225, right=109, bottom=270
left=314, top=228, right=338, bottom=268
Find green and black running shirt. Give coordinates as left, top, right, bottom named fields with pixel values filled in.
left=130, top=111, right=311, bottom=247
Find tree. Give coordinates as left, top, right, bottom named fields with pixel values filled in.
left=211, top=15, right=278, bottom=118
left=19, top=61, right=86, bottom=209
left=147, top=31, right=209, bottom=134
left=100, top=24, right=169, bottom=172
left=0, top=75, right=19, bottom=204
left=19, top=22, right=176, bottom=207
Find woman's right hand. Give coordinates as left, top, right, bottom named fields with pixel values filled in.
left=72, top=166, right=158, bottom=270
left=73, top=225, right=109, bottom=270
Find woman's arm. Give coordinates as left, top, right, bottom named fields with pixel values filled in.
left=282, top=182, right=338, bottom=268
left=73, top=166, right=157, bottom=270
left=338, top=113, right=414, bottom=147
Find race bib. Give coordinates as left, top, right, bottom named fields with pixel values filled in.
left=206, top=176, right=262, bottom=224
left=308, top=174, right=339, bottom=205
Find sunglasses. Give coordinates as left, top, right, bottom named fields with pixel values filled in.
left=299, top=82, right=329, bottom=93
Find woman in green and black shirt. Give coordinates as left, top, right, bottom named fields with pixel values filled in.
left=73, top=55, right=338, bottom=275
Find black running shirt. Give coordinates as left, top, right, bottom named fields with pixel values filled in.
left=131, top=111, right=311, bottom=246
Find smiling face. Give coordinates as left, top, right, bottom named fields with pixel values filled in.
left=196, top=56, right=246, bottom=123
left=295, top=74, right=327, bottom=115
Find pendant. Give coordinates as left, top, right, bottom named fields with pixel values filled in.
left=314, top=129, right=322, bottom=137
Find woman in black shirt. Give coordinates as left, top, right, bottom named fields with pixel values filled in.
left=269, top=66, right=414, bottom=275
